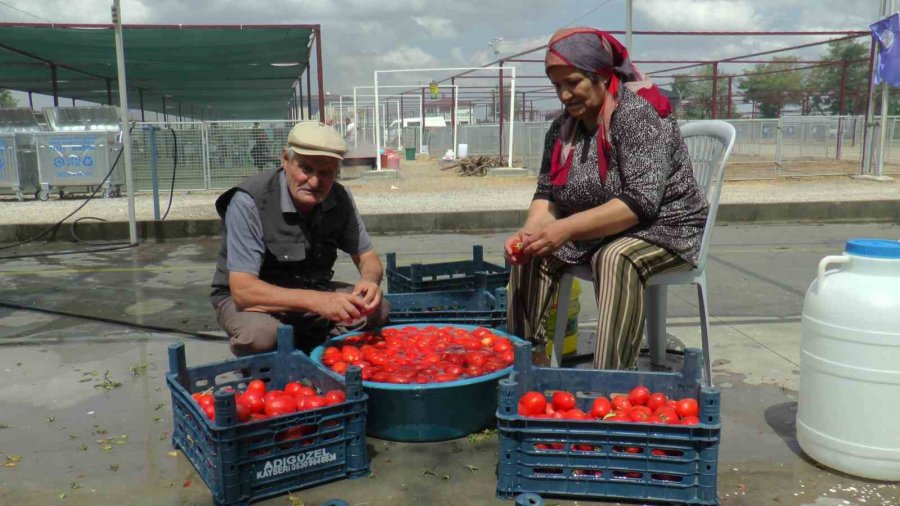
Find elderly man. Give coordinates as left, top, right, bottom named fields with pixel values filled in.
left=210, top=121, right=387, bottom=356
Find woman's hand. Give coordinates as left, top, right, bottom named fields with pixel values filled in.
left=522, top=220, right=572, bottom=257
left=503, top=231, right=531, bottom=265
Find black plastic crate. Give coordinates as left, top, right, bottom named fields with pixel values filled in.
left=386, top=281, right=507, bottom=328
left=496, top=343, right=721, bottom=505
left=166, top=325, right=369, bottom=506
left=386, top=244, right=509, bottom=293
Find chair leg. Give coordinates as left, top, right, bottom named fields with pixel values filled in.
left=696, top=277, right=713, bottom=387
left=646, top=285, right=668, bottom=367
left=550, top=274, right=573, bottom=368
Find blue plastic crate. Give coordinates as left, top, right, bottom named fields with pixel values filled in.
left=386, top=244, right=509, bottom=293
left=496, top=343, right=721, bottom=505
left=386, top=283, right=507, bottom=328
left=166, top=325, right=369, bottom=506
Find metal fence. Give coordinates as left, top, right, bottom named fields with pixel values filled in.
left=122, top=116, right=897, bottom=191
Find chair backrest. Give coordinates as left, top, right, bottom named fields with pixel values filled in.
left=679, top=120, right=736, bottom=271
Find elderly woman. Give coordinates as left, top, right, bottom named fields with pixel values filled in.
left=505, top=28, right=709, bottom=369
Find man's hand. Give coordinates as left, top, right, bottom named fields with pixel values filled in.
left=353, top=279, right=383, bottom=316
left=522, top=220, right=572, bottom=257
left=314, top=291, right=368, bottom=323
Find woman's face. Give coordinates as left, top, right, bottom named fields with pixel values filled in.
left=547, top=65, right=607, bottom=121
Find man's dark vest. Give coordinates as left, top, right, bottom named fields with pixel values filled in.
left=209, top=168, right=353, bottom=306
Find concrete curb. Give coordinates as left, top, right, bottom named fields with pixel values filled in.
left=1, top=200, right=898, bottom=244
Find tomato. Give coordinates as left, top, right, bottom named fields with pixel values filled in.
left=191, top=392, right=204, bottom=402
left=264, top=390, right=285, bottom=405
left=589, top=397, right=612, bottom=419
left=655, top=407, right=680, bottom=424
left=518, top=391, right=547, bottom=417
left=323, top=390, right=346, bottom=405
left=323, top=346, right=341, bottom=357
left=493, top=338, right=513, bottom=353
left=433, top=373, right=459, bottom=382
left=681, top=415, right=700, bottom=426
left=564, top=408, right=589, bottom=420
left=197, top=394, right=214, bottom=408
left=464, top=351, right=487, bottom=367
left=465, top=365, right=483, bottom=377
left=235, top=399, right=251, bottom=422
left=611, top=395, right=632, bottom=412
left=283, top=382, right=304, bottom=396
left=666, top=399, right=678, bottom=410
left=297, top=386, right=317, bottom=398
left=551, top=391, right=576, bottom=412
left=471, top=327, right=492, bottom=339
left=241, top=392, right=265, bottom=414
left=628, top=405, right=653, bottom=422
left=511, top=241, right=523, bottom=254
left=646, top=392, right=668, bottom=411
left=246, top=379, right=267, bottom=395
left=264, top=396, right=295, bottom=417
left=644, top=415, right=664, bottom=424
left=304, top=396, right=326, bottom=410
left=604, top=415, right=631, bottom=422
left=627, top=386, right=650, bottom=406
left=675, top=398, right=699, bottom=418
left=202, top=403, right=216, bottom=421
left=332, top=361, right=349, bottom=374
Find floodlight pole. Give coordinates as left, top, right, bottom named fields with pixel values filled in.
left=352, top=88, right=358, bottom=147
left=419, top=90, right=424, bottom=154
left=112, top=0, right=138, bottom=244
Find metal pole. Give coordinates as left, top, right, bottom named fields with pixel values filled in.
left=306, top=66, right=313, bottom=120
left=148, top=126, right=160, bottom=220
left=499, top=61, right=505, bottom=159
left=28, top=91, right=33, bottom=109
left=862, top=0, right=888, bottom=174
left=396, top=99, right=402, bottom=151
left=353, top=87, right=358, bottom=147
left=877, top=80, right=890, bottom=176
left=711, top=62, right=719, bottom=119
left=50, top=64, right=59, bottom=106
left=419, top=90, right=424, bottom=154
left=726, top=76, right=733, bottom=118
left=162, top=95, right=168, bottom=122
left=626, top=0, right=633, bottom=52
left=339, top=95, right=344, bottom=135
left=374, top=71, right=381, bottom=169
left=112, top=0, right=138, bottom=244
left=139, top=88, right=145, bottom=121
left=178, top=101, right=182, bottom=121
left=72, top=97, right=76, bottom=107
left=299, top=77, right=305, bottom=120
left=508, top=68, right=516, bottom=168
left=451, top=79, right=457, bottom=156
left=106, top=78, right=113, bottom=105
left=837, top=61, right=848, bottom=160
left=315, top=27, right=325, bottom=122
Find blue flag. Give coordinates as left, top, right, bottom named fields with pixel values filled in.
left=871, top=13, right=900, bottom=87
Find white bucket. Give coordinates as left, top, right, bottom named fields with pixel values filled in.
left=797, top=238, right=900, bottom=480
left=457, top=143, right=468, bottom=159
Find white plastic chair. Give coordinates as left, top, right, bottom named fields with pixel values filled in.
left=550, top=120, right=737, bottom=386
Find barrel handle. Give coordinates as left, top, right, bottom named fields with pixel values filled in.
left=817, top=255, right=849, bottom=289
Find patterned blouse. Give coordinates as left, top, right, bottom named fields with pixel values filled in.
left=533, top=88, right=709, bottom=266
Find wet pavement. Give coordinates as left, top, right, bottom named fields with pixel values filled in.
left=1, top=224, right=899, bottom=506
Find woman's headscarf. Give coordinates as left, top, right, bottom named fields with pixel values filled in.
left=544, top=28, right=671, bottom=185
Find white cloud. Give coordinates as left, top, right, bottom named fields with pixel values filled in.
left=376, top=46, right=438, bottom=68
left=637, top=0, right=762, bottom=31
left=413, top=16, right=457, bottom=39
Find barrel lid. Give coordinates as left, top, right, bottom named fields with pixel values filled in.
left=845, top=238, right=900, bottom=259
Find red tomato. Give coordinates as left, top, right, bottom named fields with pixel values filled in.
left=646, top=392, right=668, bottom=411
left=332, top=361, right=349, bottom=374
left=589, top=397, right=612, bottom=419
left=264, top=390, right=284, bottom=406
left=551, top=391, right=576, bottom=412
left=323, top=346, right=341, bottom=357
left=564, top=408, right=589, bottom=420
left=191, top=392, right=204, bottom=402
left=655, top=407, right=680, bottom=424
left=297, top=386, right=317, bottom=398
left=464, top=351, right=487, bottom=367
left=518, top=391, right=547, bottom=417
left=493, top=338, right=513, bottom=353
left=341, top=345, right=362, bottom=363
left=265, top=396, right=295, bottom=417
left=304, top=396, right=326, bottom=410
left=235, top=399, right=251, bottom=422
left=197, top=394, right=214, bottom=408
left=464, top=365, right=483, bottom=377
left=241, top=392, right=265, bottom=414
left=471, top=327, right=492, bottom=339
left=202, top=403, right=216, bottom=421
left=433, top=373, right=459, bottom=383
left=604, top=415, right=631, bottom=422
left=283, top=382, right=304, bottom=396
left=628, top=405, right=653, bottom=422
left=644, top=415, right=664, bottom=424
left=666, top=399, right=678, bottom=410
left=675, top=398, right=699, bottom=418
left=249, top=413, right=269, bottom=422
left=611, top=395, right=632, bottom=412
left=510, top=241, right=523, bottom=254
left=628, top=386, right=650, bottom=406
left=323, top=390, right=346, bottom=405
left=681, top=415, right=700, bottom=426
left=246, top=379, right=267, bottom=395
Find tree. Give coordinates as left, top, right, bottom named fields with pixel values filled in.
left=805, top=40, right=869, bottom=115
left=670, top=66, right=735, bottom=120
left=0, top=89, right=17, bottom=108
left=737, top=57, right=806, bottom=117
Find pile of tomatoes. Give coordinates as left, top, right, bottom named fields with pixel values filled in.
left=191, top=379, right=346, bottom=424
left=517, top=385, right=701, bottom=426
left=320, top=326, right=516, bottom=384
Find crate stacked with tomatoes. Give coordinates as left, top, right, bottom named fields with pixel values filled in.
left=496, top=343, right=721, bottom=505
left=166, top=325, right=369, bottom=506
left=384, top=245, right=509, bottom=327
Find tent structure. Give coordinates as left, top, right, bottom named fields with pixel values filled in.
left=0, top=23, right=325, bottom=120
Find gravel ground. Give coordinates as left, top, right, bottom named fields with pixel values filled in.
left=0, top=160, right=897, bottom=225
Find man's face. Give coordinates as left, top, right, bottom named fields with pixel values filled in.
left=282, top=150, right=340, bottom=212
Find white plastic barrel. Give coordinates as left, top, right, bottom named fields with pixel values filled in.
left=797, top=238, right=900, bottom=480
left=457, top=143, right=468, bottom=159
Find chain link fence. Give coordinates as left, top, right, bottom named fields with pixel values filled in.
left=123, top=115, right=899, bottom=191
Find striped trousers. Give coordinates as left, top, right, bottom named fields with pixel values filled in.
left=507, top=237, right=690, bottom=369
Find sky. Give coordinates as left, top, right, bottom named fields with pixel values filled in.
left=0, top=0, right=883, bottom=114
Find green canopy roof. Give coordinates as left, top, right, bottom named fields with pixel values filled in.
left=0, top=23, right=322, bottom=119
